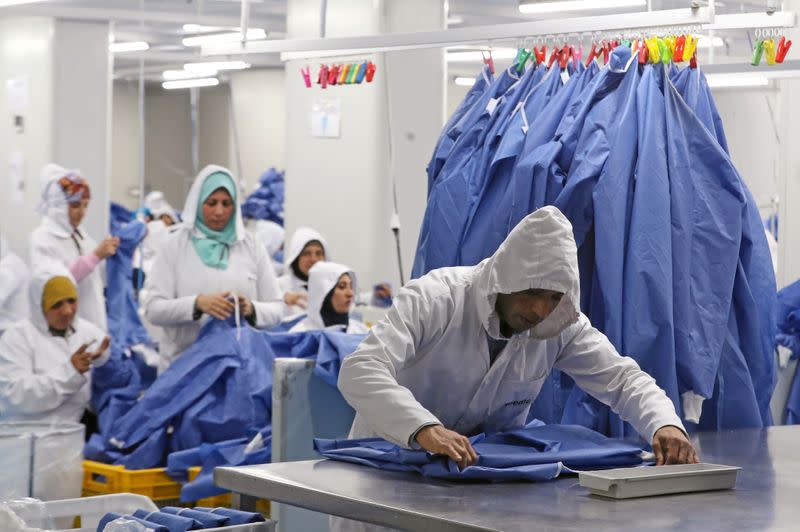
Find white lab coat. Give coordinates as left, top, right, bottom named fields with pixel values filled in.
left=289, top=261, right=369, bottom=335
left=0, top=236, right=30, bottom=333
left=0, top=265, right=108, bottom=423
left=251, top=219, right=285, bottom=277
left=338, top=206, right=684, bottom=448
left=29, top=164, right=106, bottom=330
left=143, top=165, right=285, bottom=367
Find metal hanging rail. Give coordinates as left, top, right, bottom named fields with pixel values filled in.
left=201, top=7, right=714, bottom=60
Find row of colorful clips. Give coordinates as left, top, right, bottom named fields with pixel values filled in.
left=300, top=61, right=377, bottom=88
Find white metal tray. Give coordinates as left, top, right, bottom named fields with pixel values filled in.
left=578, top=463, right=741, bottom=499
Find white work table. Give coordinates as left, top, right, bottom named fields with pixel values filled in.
left=215, top=425, right=800, bottom=531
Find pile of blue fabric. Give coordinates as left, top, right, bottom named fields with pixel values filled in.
left=776, top=280, right=800, bottom=424
left=87, top=318, right=364, bottom=498
left=241, top=167, right=285, bottom=225
left=414, top=46, right=777, bottom=435
left=98, top=506, right=265, bottom=531
left=315, top=421, right=644, bottom=482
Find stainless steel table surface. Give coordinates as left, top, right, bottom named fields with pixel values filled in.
left=215, top=425, right=800, bottom=531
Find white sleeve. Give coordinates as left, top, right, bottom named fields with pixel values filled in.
left=143, top=237, right=197, bottom=326
left=251, top=239, right=286, bottom=329
left=29, top=231, right=63, bottom=267
left=337, top=285, right=446, bottom=448
left=554, top=314, right=685, bottom=442
left=0, top=327, right=86, bottom=414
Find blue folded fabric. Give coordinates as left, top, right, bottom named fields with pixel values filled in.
left=192, top=507, right=266, bottom=525
left=315, top=423, right=644, bottom=482
left=97, top=513, right=169, bottom=532
left=160, top=507, right=229, bottom=529
left=131, top=510, right=200, bottom=531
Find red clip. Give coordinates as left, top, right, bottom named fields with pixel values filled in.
left=300, top=65, right=311, bottom=88
left=689, top=49, right=698, bottom=69
left=365, top=61, right=377, bottom=82
left=481, top=50, right=495, bottom=75
left=547, top=47, right=559, bottom=68
left=585, top=43, right=598, bottom=67
left=326, top=64, right=337, bottom=85
left=533, top=45, right=546, bottom=65
left=638, top=42, right=649, bottom=65
left=558, top=44, right=570, bottom=69
left=318, top=65, right=328, bottom=89
left=602, top=41, right=611, bottom=64
left=776, top=36, right=793, bottom=63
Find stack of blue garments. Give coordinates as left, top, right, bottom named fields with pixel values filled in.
left=775, top=280, right=800, bottom=423
left=413, top=46, right=777, bottom=436
left=87, top=318, right=364, bottom=495
left=315, top=421, right=645, bottom=482
left=97, top=506, right=265, bottom=531
left=240, top=167, right=285, bottom=225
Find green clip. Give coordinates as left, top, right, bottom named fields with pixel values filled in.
left=657, top=38, right=670, bottom=64
left=516, top=48, right=532, bottom=73
left=751, top=40, right=765, bottom=66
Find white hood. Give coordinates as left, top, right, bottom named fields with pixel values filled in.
left=37, top=163, right=82, bottom=237
left=305, top=261, right=356, bottom=329
left=180, top=165, right=246, bottom=241
left=145, top=190, right=178, bottom=221
left=475, top=206, right=581, bottom=340
left=284, top=227, right=329, bottom=269
left=253, top=220, right=285, bottom=256
left=28, top=262, right=78, bottom=333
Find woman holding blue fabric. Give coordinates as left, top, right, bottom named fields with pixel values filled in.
left=144, top=165, right=285, bottom=370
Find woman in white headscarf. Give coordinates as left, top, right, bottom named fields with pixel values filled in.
left=29, top=164, right=119, bottom=330
left=289, top=262, right=369, bottom=334
left=278, top=227, right=328, bottom=316
left=144, top=165, right=286, bottom=369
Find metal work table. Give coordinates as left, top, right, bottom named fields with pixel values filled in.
left=215, top=425, right=800, bottom=531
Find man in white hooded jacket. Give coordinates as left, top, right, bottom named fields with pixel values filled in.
left=339, top=206, right=697, bottom=471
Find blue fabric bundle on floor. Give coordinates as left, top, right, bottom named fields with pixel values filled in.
left=315, top=422, right=644, bottom=482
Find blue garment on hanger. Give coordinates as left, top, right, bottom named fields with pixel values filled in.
left=315, top=422, right=644, bottom=482
left=426, top=66, right=493, bottom=193
left=86, top=321, right=364, bottom=469
left=776, top=280, right=800, bottom=357
left=110, top=202, right=134, bottom=234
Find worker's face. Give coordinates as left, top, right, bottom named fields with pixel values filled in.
left=202, top=188, right=234, bottom=231
left=330, top=274, right=354, bottom=313
left=68, top=199, right=89, bottom=228
left=160, top=214, right=176, bottom=226
left=44, top=297, right=78, bottom=331
left=495, top=289, right=564, bottom=334
left=298, top=242, right=326, bottom=275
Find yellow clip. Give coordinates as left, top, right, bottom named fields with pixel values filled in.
left=646, top=37, right=660, bottom=64
left=683, top=35, right=698, bottom=62
left=765, top=38, right=777, bottom=65
left=666, top=36, right=677, bottom=59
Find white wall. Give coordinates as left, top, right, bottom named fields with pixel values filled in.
left=447, top=81, right=471, bottom=118
left=229, top=69, right=287, bottom=190
left=198, top=84, right=232, bottom=173
left=0, top=17, right=54, bottom=257
left=111, top=81, right=141, bottom=210
left=284, top=0, right=445, bottom=288
left=144, top=87, right=192, bottom=208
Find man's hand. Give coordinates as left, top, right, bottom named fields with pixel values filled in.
left=652, top=426, right=699, bottom=465
left=196, top=292, right=236, bottom=320
left=284, top=292, right=308, bottom=308
left=415, top=425, right=478, bottom=470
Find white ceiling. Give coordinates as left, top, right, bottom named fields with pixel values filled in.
left=0, top=0, right=786, bottom=81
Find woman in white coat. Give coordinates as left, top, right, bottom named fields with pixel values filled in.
left=289, top=262, right=369, bottom=334
left=143, top=165, right=286, bottom=368
left=0, top=235, right=30, bottom=334
left=29, top=164, right=120, bottom=330
left=0, top=265, right=110, bottom=423
left=278, top=227, right=327, bottom=315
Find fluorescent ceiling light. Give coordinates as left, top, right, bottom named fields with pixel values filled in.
left=454, top=77, right=476, bottom=87
left=447, top=15, right=465, bottom=26
left=109, top=41, right=149, bottom=53
left=182, top=29, right=266, bottom=47
left=447, top=47, right=518, bottom=62
left=162, top=69, right=218, bottom=80
left=0, top=1, right=49, bottom=5
left=519, top=0, right=645, bottom=15
left=162, top=78, right=220, bottom=90
left=705, top=74, right=769, bottom=88
left=697, top=37, right=724, bottom=49
left=182, top=24, right=228, bottom=34
left=184, top=61, right=250, bottom=72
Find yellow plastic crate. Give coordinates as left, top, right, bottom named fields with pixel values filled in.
left=82, top=460, right=182, bottom=501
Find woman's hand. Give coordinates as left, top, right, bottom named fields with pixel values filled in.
left=284, top=292, right=308, bottom=308
left=94, top=237, right=120, bottom=260
left=237, top=294, right=255, bottom=319
left=195, top=292, right=236, bottom=320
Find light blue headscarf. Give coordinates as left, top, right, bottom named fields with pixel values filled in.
left=192, top=172, right=237, bottom=269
